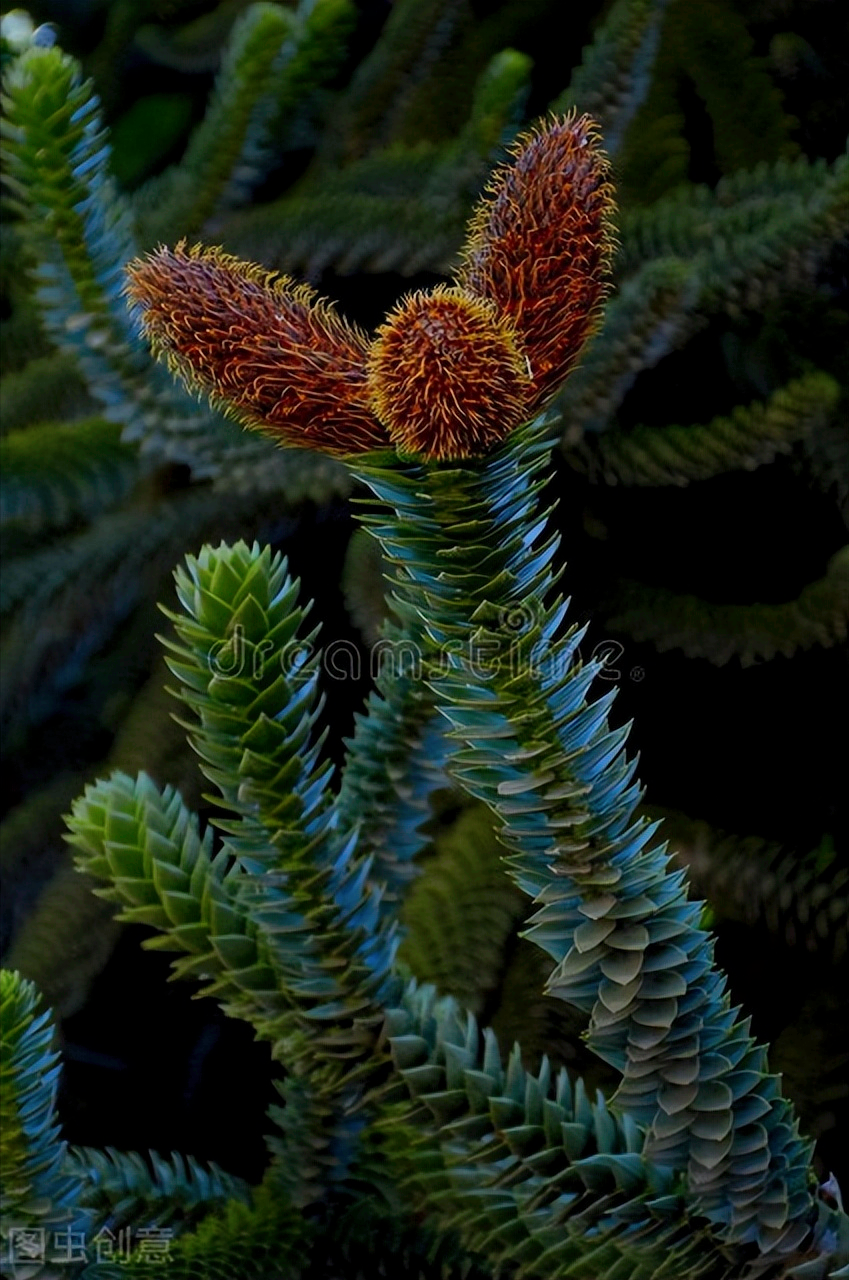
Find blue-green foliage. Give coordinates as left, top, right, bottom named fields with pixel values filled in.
left=5, top=505, right=847, bottom=1274
left=0, top=970, right=90, bottom=1249
left=1, top=0, right=847, bottom=1274
left=353, top=419, right=820, bottom=1254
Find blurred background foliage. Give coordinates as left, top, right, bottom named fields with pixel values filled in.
left=0, top=0, right=846, bottom=1188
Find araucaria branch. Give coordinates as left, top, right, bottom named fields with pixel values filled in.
left=120, top=114, right=848, bottom=1274
left=3, top=104, right=846, bottom=1279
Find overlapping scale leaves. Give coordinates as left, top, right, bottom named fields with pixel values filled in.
left=65, top=772, right=287, bottom=1037
left=603, top=547, right=849, bottom=668
left=64, top=1146, right=250, bottom=1234
left=64, top=542, right=402, bottom=1213
left=336, top=648, right=450, bottom=924
left=0, top=44, right=210, bottom=466
left=154, top=541, right=397, bottom=1064
left=133, top=1, right=302, bottom=246
left=398, top=802, right=526, bottom=1014
left=80, top=1183, right=310, bottom=1280
left=377, top=981, right=741, bottom=1278
left=0, top=971, right=89, bottom=1248
left=351, top=416, right=837, bottom=1261
left=566, top=372, right=841, bottom=489
left=0, top=970, right=278, bottom=1280
left=7, top=499, right=847, bottom=1272
left=0, top=8, right=365, bottom=484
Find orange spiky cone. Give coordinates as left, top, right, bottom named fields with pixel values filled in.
left=366, top=286, right=532, bottom=462
left=124, top=242, right=390, bottom=456
left=458, top=112, right=616, bottom=416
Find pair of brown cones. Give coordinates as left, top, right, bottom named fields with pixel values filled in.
left=125, top=114, right=615, bottom=462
